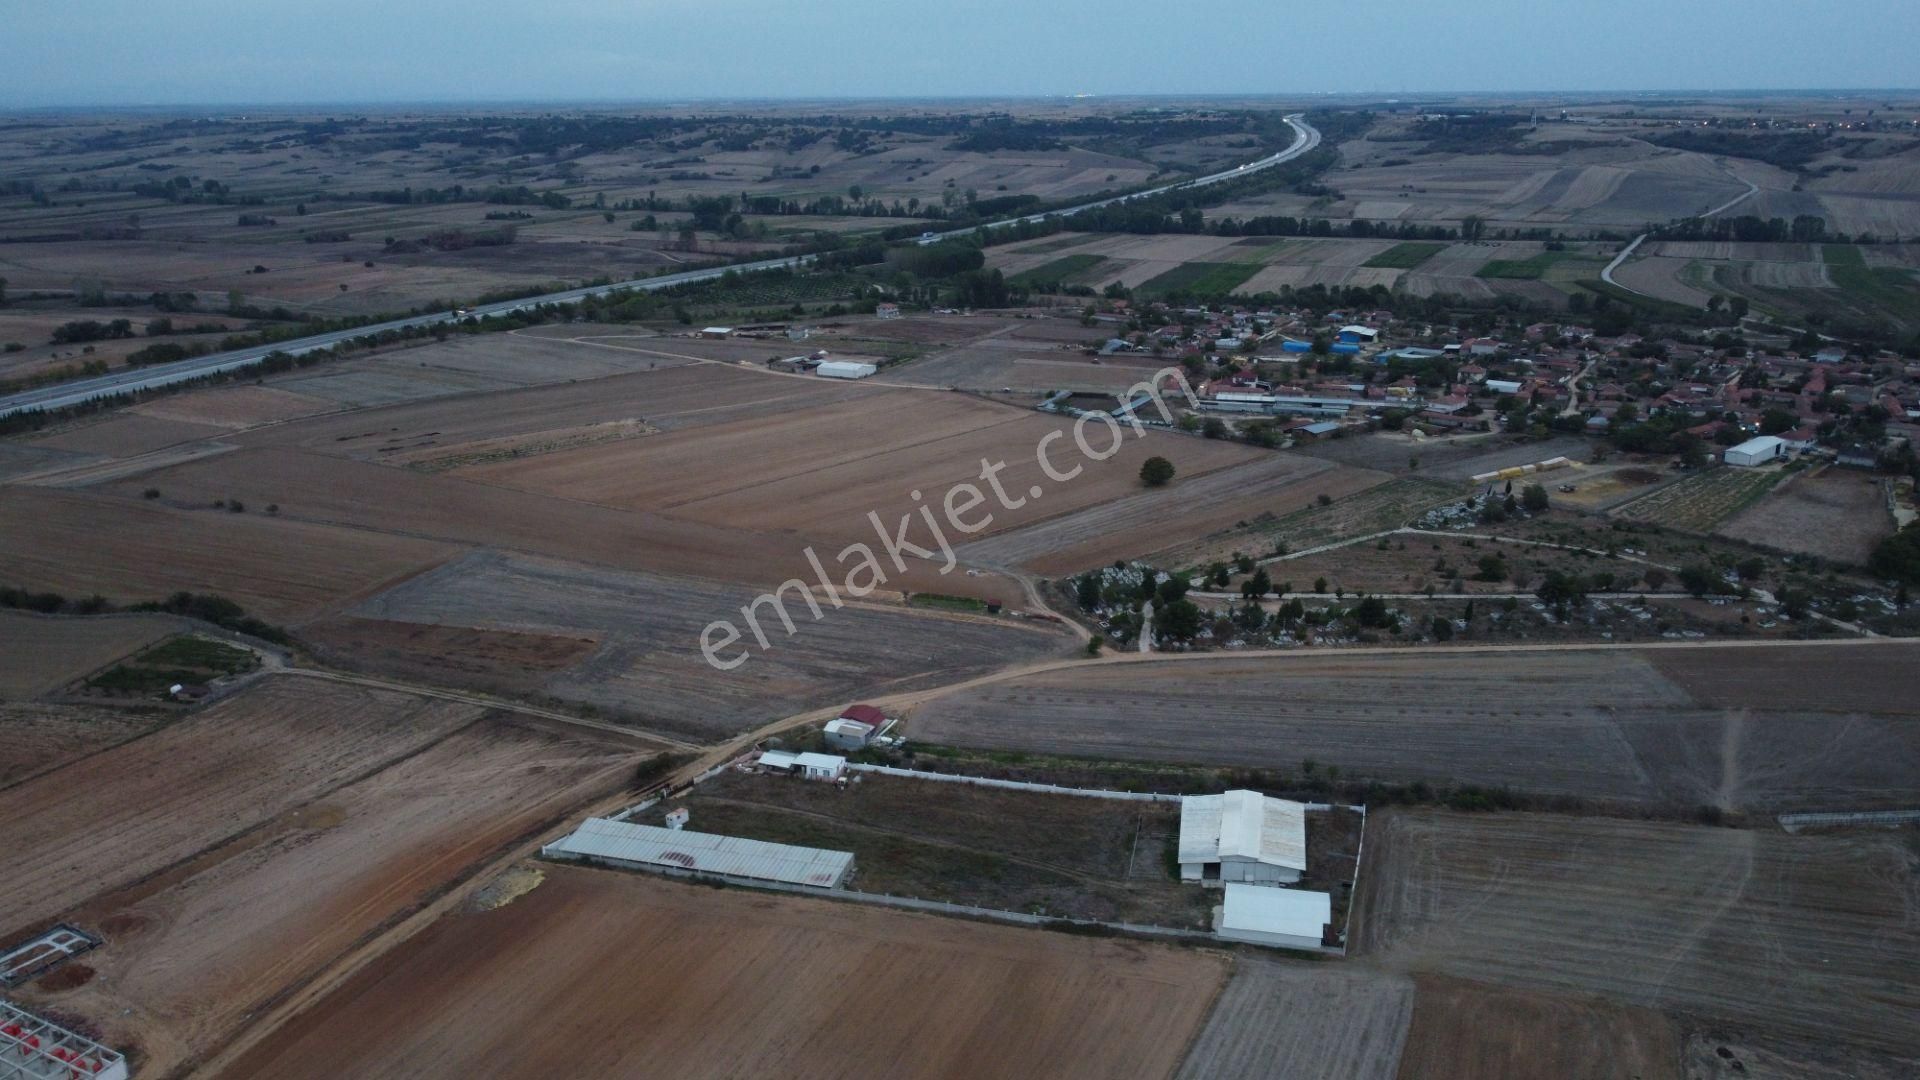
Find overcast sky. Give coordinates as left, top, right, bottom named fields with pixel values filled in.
left=3, top=0, right=1914, bottom=107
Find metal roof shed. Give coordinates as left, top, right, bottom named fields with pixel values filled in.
left=1215, top=884, right=1332, bottom=951
left=1179, top=790, right=1307, bottom=885
left=543, top=818, right=854, bottom=889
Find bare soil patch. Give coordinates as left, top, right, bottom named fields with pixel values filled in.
left=1716, top=469, right=1891, bottom=565
left=0, top=487, right=460, bottom=621
left=129, top=385, right=334, bottom=430
left=955, top=454, right=1382, bottom=574
left=27, top=414, right=229, bottom=458
left=1174, top=960, right=1412, bottom=1080
left=0, top=702, right=163, bottom=788
left=350, top=551, right=1068, bottom=738
left=1394, top=974, right=1681, bottom=1080
left=1351, top=810, right=1920, bottom=1057
left=649, top=770, right=1209, bottom=926
left=0, top=674, right=481, bottom=939
left=911, top=644, right=1920, bottom=812
left=0, top=612, right=184, bottom=697
left=296, top=617, right=601, bottom=699
left=13, top=715, right=647, bottom=1078
left=212, top=864, right=1227, bottom=1080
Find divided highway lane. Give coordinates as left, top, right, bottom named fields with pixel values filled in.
left=0, top=116, right=1316, bottom=419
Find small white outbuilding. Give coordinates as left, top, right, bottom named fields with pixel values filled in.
left=1215, top=883, right=1332, bottom=950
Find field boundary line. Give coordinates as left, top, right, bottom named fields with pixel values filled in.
left=1777, top=809, right=1920, bottom=833
left=282, top=668, right=698, bottom=749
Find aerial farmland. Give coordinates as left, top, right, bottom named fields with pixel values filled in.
left=2, top=73, right=1917, bottom=1080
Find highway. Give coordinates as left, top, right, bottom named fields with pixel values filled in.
left=0, top=116, right=1317, bottom=419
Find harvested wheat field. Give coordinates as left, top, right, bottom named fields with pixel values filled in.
left=27, top=414, right=228, bottom=458
left=11, top=715, right=649, bottom=1079
left=0, top=612, right=185, bottom=697
left=242, top=358, right=850, bottom=458
left=212, top=865, right=1227, bottom=1080
left=1393, top=975, right=1681, bottom=1080
left=953, top=454, right=1385, bottom=573
left=0, top=674, right=482, bottom=938
left=128, top=385, right=336, bottom=430
left=1715, top=469, right=1892, bottom=565
left=0, top=487, right=460, bottom=621
left=1173, top=959, right=1412, bottom=1080
left=909, top=644, right=1920, bottom=811
left=460, top=388, right=1260, bottom=548
left=0, top=702, right=164, bottom=788
left=105, top=445, right=1014, bottom=599
left=296, top=617, right=602, bottom=702
left=1351, top=810, right=1920, bottom=1058
left=349, top=551, right=1069, bottom=737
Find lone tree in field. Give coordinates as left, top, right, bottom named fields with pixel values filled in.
left=1140, top=456, right=1175, bottom=487
left=1521, top=483, right=1550, bottom=513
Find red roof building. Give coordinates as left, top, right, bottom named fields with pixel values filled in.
left=839, top=704, right=886, bottom=727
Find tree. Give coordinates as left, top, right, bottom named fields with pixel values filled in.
left=1155, top=599, right=1204, bottom=642
left=1242, top=567, right=1272, bottom=600
left=1139, top=456, right=1175, bottom=487
left=1430, top=615, right=1454, bottom=641
left=1642, top=567, right=1669, bottom=591
left=1729, top=295, right=1750, bottom=320
left=1520, top=483, right=1550, bottom=513
left=1869, top=524, right=1920, bottom=585
left=1535, top=571, right=1589, bottom=607
left=1461, top=215, right=1486, bottom=242
left=0, top=275, right=7, bottom=306
left=1156, top=575, right=1190, bottom=605
left=1075, top=574, right=1102, bottom=611
left=1678, top=563, right=1719, bottom=597
left=1353, top=596, right=1391, bottom=628
left=1759, top=408, right=1797, bottom=435
left=1474, top=554, right=1508, bottom=582
left=1202, top=417, right=1228, bottom=440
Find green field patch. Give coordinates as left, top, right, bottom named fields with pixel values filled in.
left=85, top=633, right=258, bottom=696
left=1134, top=262, right=1261, bottom=299
left=1477, top=251, right=1580, bottom=279
left=1008, top=253, right=1108, bottom=288
left=1823, top=245, right=1920, bottom=326
left=1018, top=233, right=1102, bottom=254
left=1608, top=467, right=1785, bottom=533
left=908, top=592, right=989, bottom=613
left=1364, top=242, right=1446, bottom=270
left=1224, top=239, right=1294, bottom=263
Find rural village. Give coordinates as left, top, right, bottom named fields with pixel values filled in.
left=0, top=86, right=1917, bottom=1080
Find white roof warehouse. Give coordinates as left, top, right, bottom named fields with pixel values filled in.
left=1178, top=790, right=1308, bottom=885
left=543, top=817, right=854, bottom=889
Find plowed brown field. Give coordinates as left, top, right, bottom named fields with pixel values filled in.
left=11, top=715, right=648, bottom=1078
left=212, top=865, right=1228, bottom=1080
left=1351, top=810, right=1920, bottom=1058
left=0, top=674, right=481, bottom=938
